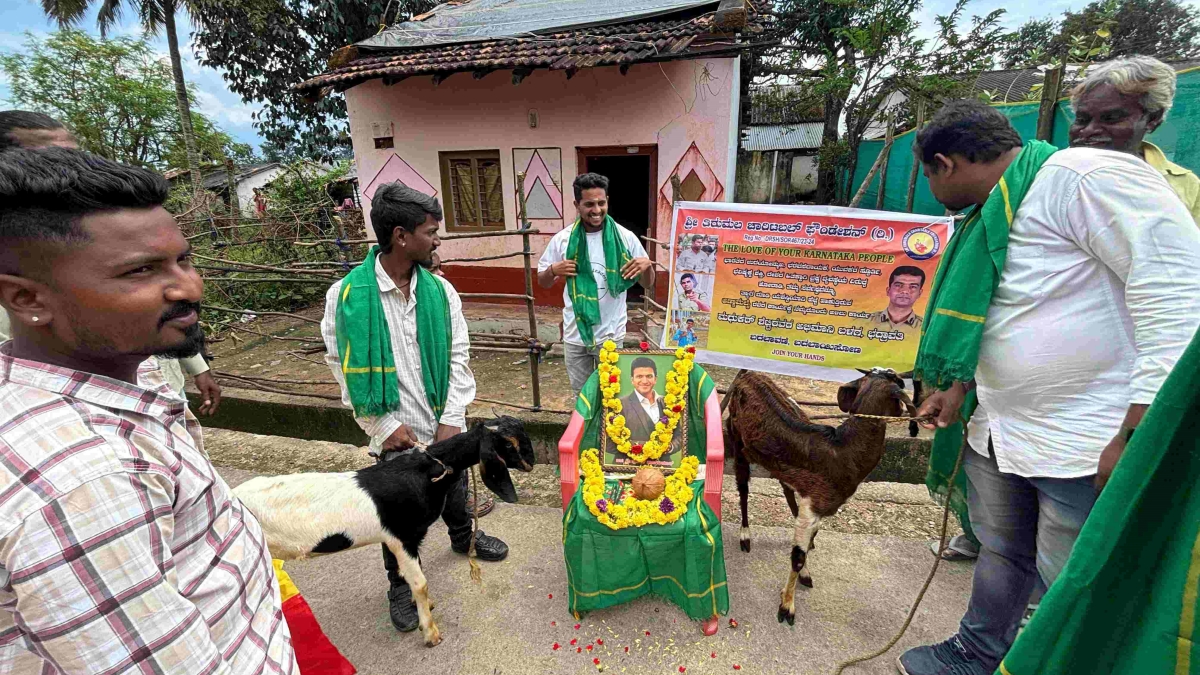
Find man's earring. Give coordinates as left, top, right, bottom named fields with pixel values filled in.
left=31, top=316, right=39, bottom=322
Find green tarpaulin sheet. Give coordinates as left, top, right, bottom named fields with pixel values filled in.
left=563, top=362, right=728, bottom=620
left=998, top=327, right=1200, bottom=675
left=847, top=68, right=1200, bottom=216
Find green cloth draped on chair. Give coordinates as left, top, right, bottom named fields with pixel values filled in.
left=558, top=365, right=729, bottom=621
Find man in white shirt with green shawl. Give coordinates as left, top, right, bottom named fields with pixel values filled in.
left=320, top=183, right=509, bottom=635
left=538, top=173, right=655, bottom=397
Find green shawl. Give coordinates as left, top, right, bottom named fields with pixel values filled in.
left=335, top=245, right=452, bottom=420
left=915, top=140, right=1058, bottom=535
left=566, top=215, right=637, bottom=347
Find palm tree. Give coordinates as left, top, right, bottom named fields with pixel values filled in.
left=44, top=0, right=204, bottom=195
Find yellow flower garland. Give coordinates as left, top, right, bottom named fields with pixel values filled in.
left=580, top=449, right=700, bottom=530
left=598, top=340, right=696, bottom=463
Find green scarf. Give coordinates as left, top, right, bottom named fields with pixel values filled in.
left=565, top=215, right=637, bottom=347
left=335, top=245, right=452, bottom=420
left=915, top=140, right=1058, bottom=539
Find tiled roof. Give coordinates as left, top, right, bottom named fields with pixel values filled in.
left=296, top=13, right=748, bottom=94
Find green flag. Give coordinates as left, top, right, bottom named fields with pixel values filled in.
left=998, top=328, right=1200, bottom=675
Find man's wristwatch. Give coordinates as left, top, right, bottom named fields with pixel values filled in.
left=1121, top=425, right=1136, bottom=444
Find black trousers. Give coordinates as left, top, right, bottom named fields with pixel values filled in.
left=378, top=448, right=473, bottom=587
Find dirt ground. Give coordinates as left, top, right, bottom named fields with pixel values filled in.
left=205, top=302, right=924, bottom=437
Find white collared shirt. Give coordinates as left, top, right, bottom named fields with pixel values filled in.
left=966, top=148, right=1200, bottom=478
left=635, top=390, right=660, bottom=422
left=322, top=258, right=476, bottom=448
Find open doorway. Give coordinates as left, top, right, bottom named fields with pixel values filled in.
left=577, top=145, right=658, bottom=301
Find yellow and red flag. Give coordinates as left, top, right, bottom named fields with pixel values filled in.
left=275, top=560, right=356, bottom=675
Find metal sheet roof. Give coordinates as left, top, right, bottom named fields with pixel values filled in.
left=741, top=123, right=824, bottom=152
left=357, top=0, right=717, bottom=50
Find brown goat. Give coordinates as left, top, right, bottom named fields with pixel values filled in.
left=724, top=368, right=917, bottom=625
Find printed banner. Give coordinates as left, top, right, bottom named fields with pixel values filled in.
left=660, top=202, right=953, bottom=381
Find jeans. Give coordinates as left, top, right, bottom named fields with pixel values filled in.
left=957, top=440, right=1097, bottom=669
left=564, top=342, right=603, bottom=398
left=379, top=449, right=473, bottom=587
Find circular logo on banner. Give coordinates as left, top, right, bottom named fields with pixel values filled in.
left=902, top=228, right=940, bottom=261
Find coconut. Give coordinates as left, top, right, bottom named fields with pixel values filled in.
left=632, top=466, right=666, bottom=501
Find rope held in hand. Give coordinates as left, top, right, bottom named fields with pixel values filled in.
left=468, top=466, right=482, bottom=585
left=831, top=435, right=967, bottom=675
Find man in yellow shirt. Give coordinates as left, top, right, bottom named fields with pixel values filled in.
left=1070, top=56, right=1200, bottom=223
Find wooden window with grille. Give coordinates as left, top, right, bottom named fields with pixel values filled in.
left=439, top=150, right=505, bottom=232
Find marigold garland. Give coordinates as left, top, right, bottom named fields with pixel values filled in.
left=581, top=449, right=700, bottom=530
left=598, top=340, right=696, bottom=463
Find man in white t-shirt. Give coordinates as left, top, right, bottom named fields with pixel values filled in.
left=537, top=173, right=654, bottom=396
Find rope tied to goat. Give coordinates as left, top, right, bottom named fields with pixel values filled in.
left=830, top=436, right=967, bottom=675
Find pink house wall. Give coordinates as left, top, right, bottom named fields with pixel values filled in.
left=344, top=57, right=738, bottom=304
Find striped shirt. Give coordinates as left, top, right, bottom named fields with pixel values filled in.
left=321, top=258, right=476, bottom=448
left=0, top=346, right=296, bottom=675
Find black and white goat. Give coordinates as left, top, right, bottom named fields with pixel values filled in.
left=233, top=416, right=536, bottom=647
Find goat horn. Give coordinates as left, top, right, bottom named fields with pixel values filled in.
left=855, top=368, right=872, bottom=376
left=896, top=370, right=914, bottom=380
left=491, top=406, right=502, bottom=418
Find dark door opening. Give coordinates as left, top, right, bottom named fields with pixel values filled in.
left=577, top=145, right=658, bottom=301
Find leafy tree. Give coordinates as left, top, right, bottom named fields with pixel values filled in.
left=999, top=18, right=1059, bottom=69
left=1058, top=0, right=1199, bottom=59
left=1, top=30, right=253, bottom=170
left=43, top=0, right=209, bottom=195
left=754, top=0, right=1007, bottom=203
left=191, top=0, right=435, bottom=160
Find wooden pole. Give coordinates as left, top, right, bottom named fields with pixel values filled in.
left=875, top=115, right=895, bottom=210
left=1036, top=62, right=1067, bottom=142
left=849, top=138, right=892, bottom=208
left=515, top=170, right=542, bottom=410
left=225, top=158, right=241, bottom=217
left=905, top=98, right=927, bottom=213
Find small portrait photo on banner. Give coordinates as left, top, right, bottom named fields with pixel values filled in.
left=675, top=233, right=719, bottom=274
left=667, top=311, right=707, bottom=350
left=603, top=352, right=687, bottom=469
left=869, top=264, right=928, bottom=339
left=673, top=271, right=713, bottom=313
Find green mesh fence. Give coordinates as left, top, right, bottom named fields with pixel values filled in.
left=848, top=67, right=1200, bottom=215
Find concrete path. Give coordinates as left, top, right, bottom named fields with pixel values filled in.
left=219, top=468, right=974, bottom=675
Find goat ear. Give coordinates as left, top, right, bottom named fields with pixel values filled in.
left=837, top=382, right=859, bottom=413
left=908, top=379, right=924, bottom=437
left=479, top=435, right=519, bottom=504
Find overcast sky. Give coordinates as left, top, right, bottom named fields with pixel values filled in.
left=2, top=0, right=1197, bottom=153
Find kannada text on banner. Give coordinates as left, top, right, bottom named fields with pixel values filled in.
left=660, top=202, right=953, bottom=380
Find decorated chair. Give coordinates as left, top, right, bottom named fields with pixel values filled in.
left=558, top=343, right=728, bottom=635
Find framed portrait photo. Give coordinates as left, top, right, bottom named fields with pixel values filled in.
left=600, top=349, right=689, bottom=472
